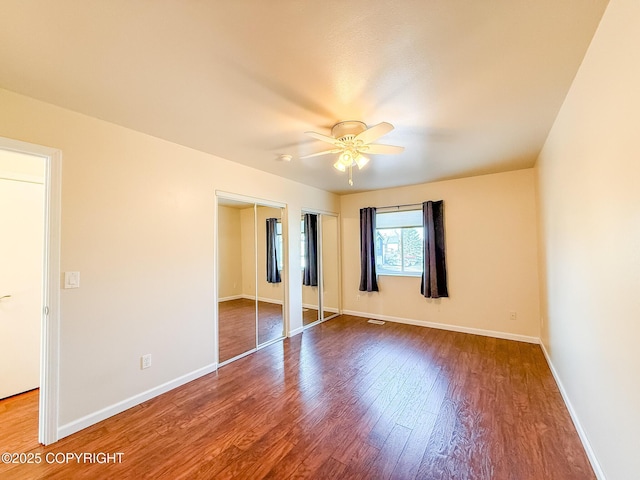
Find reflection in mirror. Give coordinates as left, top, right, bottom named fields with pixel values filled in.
left=217, top=199, right=256, bottom=363
left=302, top=213, right=320, bottom=326
left=257, top=205, right=285, bottom=345
left=301, top=212, right=340, bottom=328
left=321, top=214, right=340, bottom=320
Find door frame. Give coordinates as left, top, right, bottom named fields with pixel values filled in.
left=0, top=136, right=61, bottom=445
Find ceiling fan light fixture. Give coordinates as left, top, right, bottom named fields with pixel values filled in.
left=339, top=150, right=355, bottom=165
left=355, top=154, right=369, bottom=170
left=302, top=120, right=403, bottom=186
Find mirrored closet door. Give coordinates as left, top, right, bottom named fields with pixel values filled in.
left=256, top=205, right=285, bottom=345
left=217, top=195, right=285, bottom=365
left=301, top=212, right=340, bottom=328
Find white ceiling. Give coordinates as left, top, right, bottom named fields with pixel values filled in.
left=0, top=1, right=608, bottom=194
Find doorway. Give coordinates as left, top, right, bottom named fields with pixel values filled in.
left=0, top=137, right=61, bottom=446
left=0, top=150, right=44, bottom=400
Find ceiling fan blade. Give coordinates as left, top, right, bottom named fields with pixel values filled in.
left=300, top=148, right=342, bottom=159
left=361, top=144, right=405, bottom=155
left=354, top=122, right=394, bottom=145
left=305, top=131, right=342, bottom=146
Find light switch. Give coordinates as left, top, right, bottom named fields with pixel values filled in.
left=64, top=271, right=80, bottom=289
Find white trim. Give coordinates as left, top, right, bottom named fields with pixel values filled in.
left=213, top=193, right=220, bottom=366
left=0, top=170, right=45, bottom=184
left=257, top=296, right=284, bottom=306
left=219, top=349, right=256, bottom=367
left=341, top=309, right=540, bottom=344
left=301, top=207, right=339, bottom=216
left=302, top=312, right=339, bottom=331
left=289, top=326, right=304, bottom=337
left=301, top=303, right=337, bottom=313
left=218, top=295, right=244, bottom=302
left=219, top=293, right=285, bottom=306
left=57, top=363, right=217, bottom=440
left=41, top=148, right=62, bottom=445
left=257, top=335, right=285, bottom=350
left=539, top=343, right=605, bottom=480
left=216, top=190, right=286, bottom=209
left=0, top=136, right=61, bottom=445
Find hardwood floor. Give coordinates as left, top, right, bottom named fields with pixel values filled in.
left=0, top=315, right=594, bottom=479
left=0, top=389, right=39, bottom=453
left=302, top=307, right=319, bottom=326
left=218, top=298, right=284, bottom=362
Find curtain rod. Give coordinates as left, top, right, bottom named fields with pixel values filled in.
left=376, top=202, right=423, bottom=210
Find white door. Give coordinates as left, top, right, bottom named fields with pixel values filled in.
left=0, top=177, right=44, bottom=399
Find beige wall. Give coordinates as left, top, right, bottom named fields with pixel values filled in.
left=341, top=169, right=540, bottom=340
left=240, top=207, right=256, bottom=298
left=237, top=204, right=285, bottom=303
left=321, top=214, right=340, bottom=313
left=0, top=88, right=338, bottom=432
left=217, top=205, right=243, bottom=300
left=536, top=0, right=640, bottom=478
left=256, top=205, right=284, bottom=303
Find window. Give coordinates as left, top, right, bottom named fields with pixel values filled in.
left=376, top=209, right=423, bottom=276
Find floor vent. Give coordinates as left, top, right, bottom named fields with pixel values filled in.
left=367, top=319, right=385, bottom=325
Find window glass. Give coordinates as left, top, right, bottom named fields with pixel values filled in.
left=376, top=210, right=423, bottom=276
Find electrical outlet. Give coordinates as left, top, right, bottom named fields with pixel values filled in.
left=141, top=354, right=152, bottom=369
left=509, top=311, right=517, bottom=321
left=357, top=294, right=361, bottom=301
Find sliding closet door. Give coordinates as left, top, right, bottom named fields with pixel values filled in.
left=301, top=212, right=340, bottom=328
left=217, top=199, right=257, bottom=363
left=301, top=213, right=320, bottom=326
left=321, top=214, right=340, bottom=320
left=256, top=205, right=285, bottom=345
left=217, top=194, right=287, bottom=365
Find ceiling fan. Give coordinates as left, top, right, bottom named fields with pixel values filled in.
left=301, top=121, right=404, bottom=186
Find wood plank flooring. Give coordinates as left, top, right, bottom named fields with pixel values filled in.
left=302, top=307, right=320, bottom=326
left=218, top=298, right=284, bottom=362
left=0, top=315, right=594, bottom=479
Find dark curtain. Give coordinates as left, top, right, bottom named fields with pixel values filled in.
left=421, top=200, right=448, bottom=298
left=359, top=207, right=379, bottom=292
left=303, top=213, right=318, bottom=286
left=266, top=218, right=281, bottom=283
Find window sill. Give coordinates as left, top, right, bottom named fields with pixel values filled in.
left=377, top=272, right=422, bottom=278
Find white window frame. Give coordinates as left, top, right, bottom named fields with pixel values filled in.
left=375, top=209, right=424, bottom=277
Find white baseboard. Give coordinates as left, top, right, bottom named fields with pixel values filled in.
left=301, top=304, right=339, bottom=314
left=341, top=309, right=539, bottom=344
left=539, top=343, right=605, bottom=479
left=218, top=295, right=243, bottom=302
left=257, top=296, right=284, bottom=306
left=220, top=295, right=284, bottom=306
left=57, top=363, right=217, bottom=440
left=289, top=326, right=304, bottom=337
